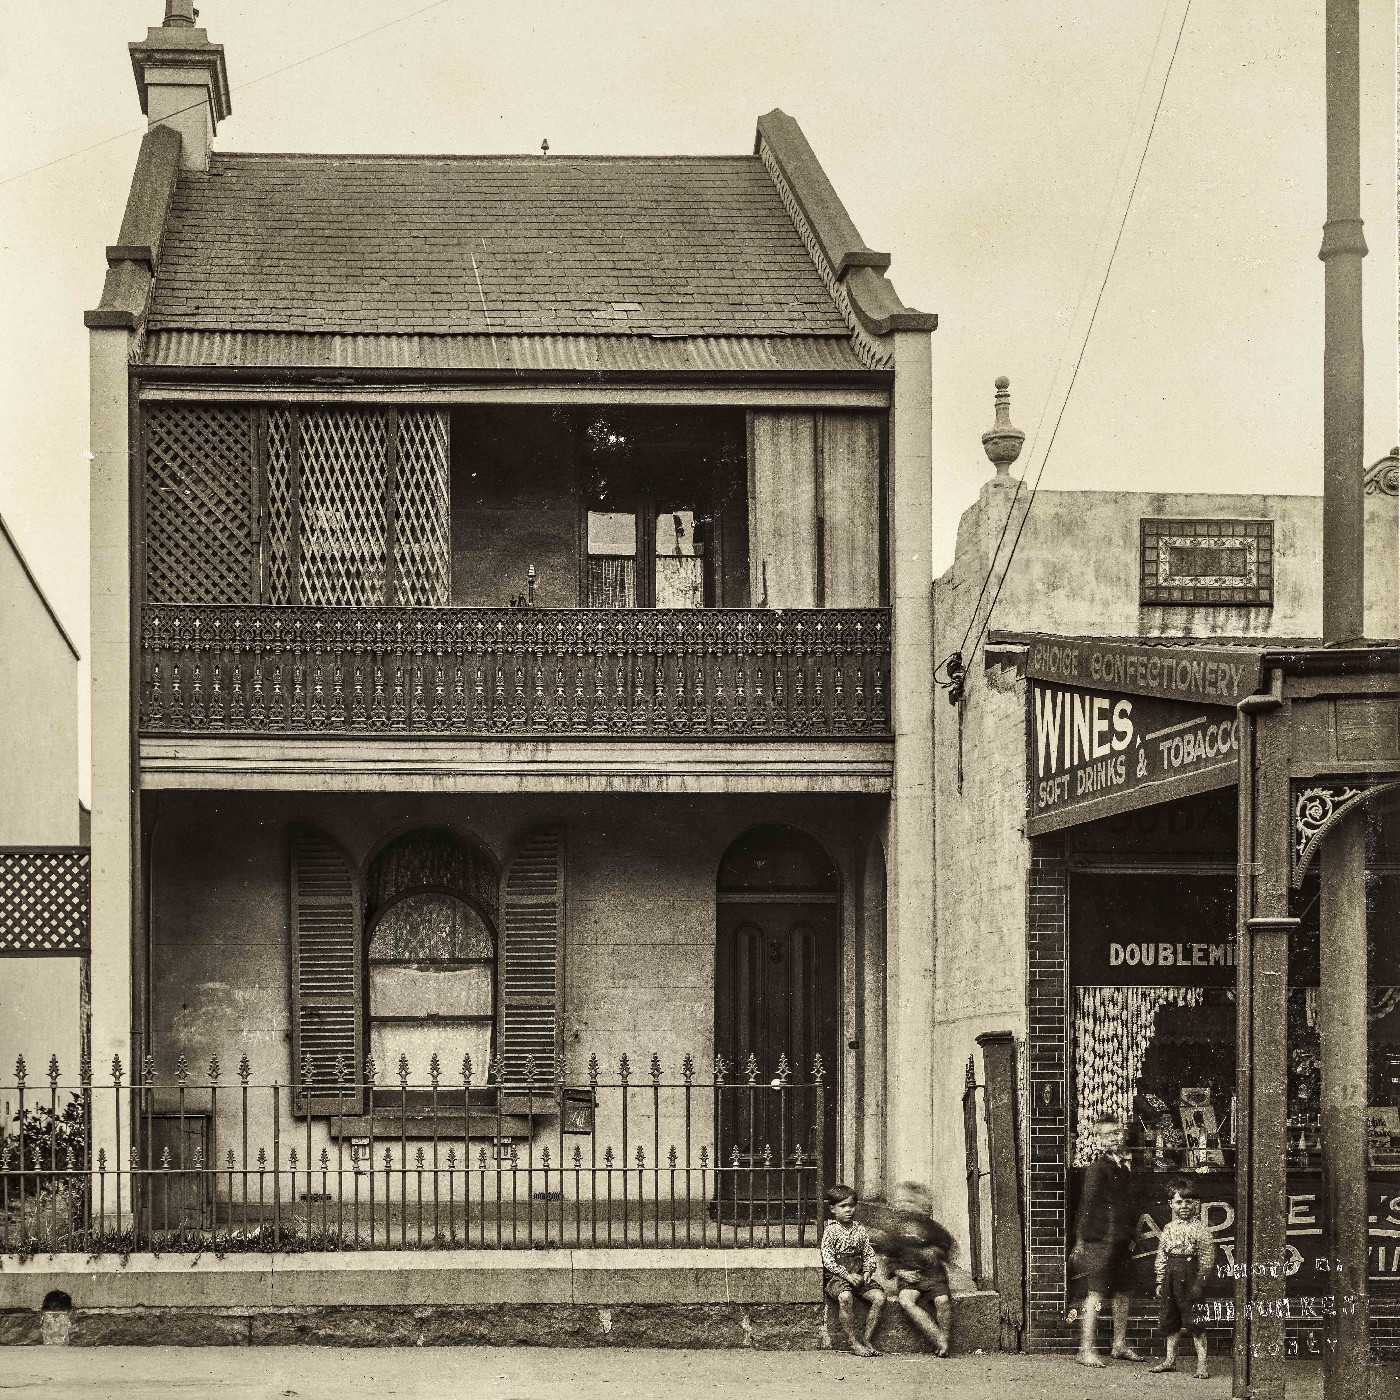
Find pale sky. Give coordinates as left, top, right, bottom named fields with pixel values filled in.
left=1, top=2, right=1396, bottom=802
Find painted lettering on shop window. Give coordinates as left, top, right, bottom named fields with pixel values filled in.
left=1028, top=680, right=1240, bottom=834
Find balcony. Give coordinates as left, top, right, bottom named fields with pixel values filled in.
left=139, top=605, right=891, bottom=740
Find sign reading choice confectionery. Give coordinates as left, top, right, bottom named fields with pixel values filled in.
left=1023, top=638, right=1262, bottom=835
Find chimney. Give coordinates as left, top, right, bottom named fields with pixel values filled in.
left=981, top=376, right=1025, bottom=481
left=129, top=2, right=232, bottom=172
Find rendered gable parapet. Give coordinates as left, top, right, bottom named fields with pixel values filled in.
left=84, top=126, right=183, bottom=331
left=755, top=109, right=937, bottom=340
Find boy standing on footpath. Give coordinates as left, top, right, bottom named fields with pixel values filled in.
left=1150, top=1179, right=1215, bottom=1379
left=1072, top=1112, right=1145, bottom=1367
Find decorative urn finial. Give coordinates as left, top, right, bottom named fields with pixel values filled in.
left=981, top=375, right=1024, bottom=478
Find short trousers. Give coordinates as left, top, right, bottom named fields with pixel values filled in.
left=1076, top=1238, right=1132, bottom=1298
left=1159, top=1255, right=1206, bottom=1337
left=899, top=1261, right=951, bottom=1304
left=824, top=1275, right=879, bottom=1302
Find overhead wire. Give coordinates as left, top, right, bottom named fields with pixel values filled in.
left=963, top=0, right=1192, bottom=677
left=1, top=0, right=458, bottom=189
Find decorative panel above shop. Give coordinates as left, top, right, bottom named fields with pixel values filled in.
left=1139, top=517, right=1274, bottom=606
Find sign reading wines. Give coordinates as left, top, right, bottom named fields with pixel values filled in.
left=1028, top=680, right=1240, bottom=833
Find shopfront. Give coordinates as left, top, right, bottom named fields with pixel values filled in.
left=1020, top=637, right=1400, bottom=1355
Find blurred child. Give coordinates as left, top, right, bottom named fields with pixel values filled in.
left=821, top=1184, right=886, bottom=1356
left=878, top=1180, right=954, bottom=1357
left=1150, top=1178, right=1215, bottom=1379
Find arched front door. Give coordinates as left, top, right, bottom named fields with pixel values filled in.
left=715, top=826, right=839, bottom=1211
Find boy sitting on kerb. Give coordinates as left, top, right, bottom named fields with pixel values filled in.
left=820, top=1184, right=886, bottom=1356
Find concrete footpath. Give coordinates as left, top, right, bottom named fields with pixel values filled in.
left=0, top=1347, right=1334, bottom=1400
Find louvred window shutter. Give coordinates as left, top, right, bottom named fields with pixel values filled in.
left=499, top=825, right=565, bottom=1093
left=290, top=825, right=365, bottom=1115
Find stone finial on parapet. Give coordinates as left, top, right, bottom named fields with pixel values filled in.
left=981, top=376, right=1024, bottom=478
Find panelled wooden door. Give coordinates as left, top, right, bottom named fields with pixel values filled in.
left=714, top=901, right=838, bottom=1196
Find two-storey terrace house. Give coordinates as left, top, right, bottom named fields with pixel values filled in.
left=74, top=3, right=940, bottom=1276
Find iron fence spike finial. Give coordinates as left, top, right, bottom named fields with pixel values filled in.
left=776, top=1051, right=789, bottom=1083
left=682, top=1052, right=694, bottom=1083
left=335, top=1053, right=348, bottom=1084
left=668, top=1145, right=677, bottom=1168
left=97, top=1147, right=107, bottom=1170
left=429, top=1052, right=441, bottom=1086
left=257, top=1148, right=266, bottom=1168
left=301, top=1052, right=314, bottom=1086
left=811, top=1052, right=825, bottom=1082
left=447, top=1147, right=457, bottom=1169
left=415, top=1147, right=425, bottom=1169
left=384, top=1148, right=393, bottom=1170
left=699, top=1146, right=709, bottom=1169
left=131, top=1146, right=139, bottom=1167
left=731, top=1145, right=741, bottom=1167
left=208, top=1054, right=220, bottom=1082
left=793, top=1145, right=805, bottom=1166
left=175, top=1053, right=188, bottom=1084
left=604, top=1146, right=614, bottom=1167
left=48, top=1054, right=60, bottom=1085
left=525, top=1053, right=537, bottom=1086
left=572, top=1145, right=582, bottom=1167
left=478, top=1148, right=487, bottom=1170
left=619, top=1053, right=630, bottom=1082
left=226, top=1149, right=235, bottom=1168
left=462, top=1053, right=473, bottom=1086
left=289, top=1148, right=298, bottom=1169
left=143, top=1054, right=155, bottom=1083
left=763, top=1143, right=772, bottom=1167
left=397, top=1053, right=410, bottom=1087
left=541, top=1146, right=551, bottom=1169
left=588, top=1054, right=599, bottom=1084
left=111, top=1054, right=122, bottom=1085
left=238, top=1054, right=251, bottom=1084
left=364, top=1054, right=377, bottom=1084
left=745, top=1053, right=759, bottom=1084
left=636, top=1146, right=645, bottom=1168
left=650, top=1052, right=661, bottom=1082
left=320, top=1148, right=329, bottom=1170
left=714, top=1053, right=726, bottom=1083
left=509, top=1143, right=518, bottom=1166
left=79, top=1056, right=91, bottom=1087
left=14, top=1054, right=25, bottom=1085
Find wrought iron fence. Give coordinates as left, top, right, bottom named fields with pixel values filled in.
left=139, top=604, right=890, bottom=738
left=0, top=1051, right=827, bottom=1254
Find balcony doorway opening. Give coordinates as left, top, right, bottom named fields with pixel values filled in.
left=715, top=824, right=839, bottom=1217
left=450, top=406, right=749, bottom=609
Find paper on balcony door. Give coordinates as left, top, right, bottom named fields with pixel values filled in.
left=655, top=510, right=702, bottom=608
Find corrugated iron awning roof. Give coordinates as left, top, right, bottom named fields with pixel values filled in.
left=139, top=330, right=872, bottom=375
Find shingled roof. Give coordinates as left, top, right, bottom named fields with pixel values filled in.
left=146, top=153, right=851, bottom=339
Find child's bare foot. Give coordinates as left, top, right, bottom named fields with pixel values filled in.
left=1149, top=1360, right=1176, bottom=1373
left=850, top=1342, right=875, bottom=1357
left=1194, top=1366, right=1210, bottom=1380
left=1077, top=1351, right=1107, bottom=1368
left=1112, top=1347, right=1146, bottom=1362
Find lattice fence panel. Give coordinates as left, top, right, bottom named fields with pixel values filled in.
left=144, top=405, right=256, bottom=603
left=395, top=410, right=451, bottom=605
left=0, top=850, right=90, bottom=955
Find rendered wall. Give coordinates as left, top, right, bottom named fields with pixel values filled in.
left=0, top=521, right=82, bottom=1093
left=144, top=790, right=884, bottom=1199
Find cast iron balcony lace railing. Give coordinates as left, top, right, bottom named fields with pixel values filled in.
left=139, top=605, right=890, bottom=738
left=0, top=1051, right=827, bottom=1254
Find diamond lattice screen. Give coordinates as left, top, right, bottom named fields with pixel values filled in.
left=395, top=410, right=451, bottom=606
left=0, top=850, right=90, bottom=955
left=265, top=408, right=449, bottom=606
left=144, top=405, right=256, bottom=603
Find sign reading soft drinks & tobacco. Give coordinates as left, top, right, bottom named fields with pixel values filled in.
left=1023, top=639, right=1262, bottom=834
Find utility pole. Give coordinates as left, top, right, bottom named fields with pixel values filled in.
left=1317, top=1, right=1370, bottom=1396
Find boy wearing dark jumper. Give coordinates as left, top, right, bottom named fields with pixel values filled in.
left=1150, top=1178, right=1215, bottom=1379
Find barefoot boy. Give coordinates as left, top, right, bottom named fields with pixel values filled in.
left=821, top=1184, right=886, bottom=1356
left=1150, top=1178, right=1215, bottom=1379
